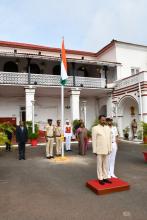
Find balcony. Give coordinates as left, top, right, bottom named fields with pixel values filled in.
left=0, top=71, right=106, bottom=88
left=115, top=71, right=147, bottom=90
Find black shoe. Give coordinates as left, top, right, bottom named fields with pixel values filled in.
left=103, top=179, right=112, bottom=184
left=99, top=180, right=105, bottom=185
left=51, top=156, right=54, bottom=159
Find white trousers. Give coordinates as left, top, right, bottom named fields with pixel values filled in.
left=65, top=135, right=71, bottom=150
left=97, top=154, right=109, bottom=180
left=108, top=142, right=117, bottom=177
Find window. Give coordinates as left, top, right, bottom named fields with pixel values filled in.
left=131, top=67, right=140, bottom=75
left=4, top=61, right=18, bottom=72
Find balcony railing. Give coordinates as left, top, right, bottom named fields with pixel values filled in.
left=115, top=71, right=147, bottom=90
left=0, top=71, right=106, bottom=88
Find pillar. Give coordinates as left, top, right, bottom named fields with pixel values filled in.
left=70, top=88, right=80, bottom=121
left=82, top=100, right=87, bottom=127
left=106, top=93, right=113, bottom=117
left=25, top=86, right=35, bottom=121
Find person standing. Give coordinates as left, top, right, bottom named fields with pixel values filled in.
left=45, top=119, right=55, bottom=159
left=92, top=115, right=112, bottom=185
left=55, top=120, right=63, bottom=156
left=16, top=121, right=28, bottom=160
left=76, top=122, right=88, bottom=155
left=64, top=120, right=72, bottom=151
left=106, top=117, right=119, bottom=178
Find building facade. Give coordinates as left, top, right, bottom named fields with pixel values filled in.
left=0, top=39, right=146, bottom=138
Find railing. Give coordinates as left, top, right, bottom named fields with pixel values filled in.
left=115, top=71, right=147, bottom=90
left=0, top=71, right=106, bottom=88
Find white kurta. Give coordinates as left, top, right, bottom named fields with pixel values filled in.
left=92, top=124, right=112, bottom=155
left=92, top=124, right=112, bottom=180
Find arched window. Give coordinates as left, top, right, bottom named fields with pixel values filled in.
left=30, top=64, right=40, bottom=74
left=4, top=61, right=18, bottom=72
left=53, top=65, right=60, bottom=75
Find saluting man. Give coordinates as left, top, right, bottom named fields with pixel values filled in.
left=55, top=120, right=63, bottom=156
left=64, top=120, right=72, bottom=151
left=45, top=119, right=55, bottom=159
left=92, top=115, right=112, bottom=185
left=106, top=117, right=119, bottom=178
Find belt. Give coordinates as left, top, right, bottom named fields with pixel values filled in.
left=47, top=136, right=53, bottom=138
left=56, top=135, right=61, bottom=137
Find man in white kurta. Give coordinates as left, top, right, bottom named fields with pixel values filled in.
left=106, top=117, right=118, bottom=178
left=92, top=115, right=112, bottom=185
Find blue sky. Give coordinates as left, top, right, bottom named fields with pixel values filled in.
left=0, top=0, right=147, bottom=52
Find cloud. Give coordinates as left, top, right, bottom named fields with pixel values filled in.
left=0, top=0, right=147, bottom=52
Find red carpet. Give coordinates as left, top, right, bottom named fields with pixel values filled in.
left=86, top=178, right=130, bottom=195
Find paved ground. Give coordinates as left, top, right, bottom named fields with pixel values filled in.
left=0, top=142, right=147, bottom=220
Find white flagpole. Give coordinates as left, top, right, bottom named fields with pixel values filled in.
left=61, top=85, right=64, bottom=157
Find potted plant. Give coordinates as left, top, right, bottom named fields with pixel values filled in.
left=123, top=126, right=130, bottom=140
left=26, top=121, right=39, bottom=146
left=142, top=122, right=147, bottom=144
left=141, top=122, right=147, bottom=162
left=0, top=123, right=15, bottom=145
left=29, top=132, right=38, bottom=146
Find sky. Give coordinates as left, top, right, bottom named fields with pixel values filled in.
left=0, top=0, right=147, bottom=52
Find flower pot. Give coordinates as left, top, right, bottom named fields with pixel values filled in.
left=124, top=133, right=129, bottom=140
left=143, top=136, right=147, bottom=144
left=143, top=152, right=147, bottom=162
left=31, top=139, right=38, bottom=147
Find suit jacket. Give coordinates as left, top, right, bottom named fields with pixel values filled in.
left=16, top=126, right=28, bottom=143
left=92, top=124, right=112, bottom=155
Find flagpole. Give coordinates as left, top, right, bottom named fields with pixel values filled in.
left=61, top=85, right=64, bottom=157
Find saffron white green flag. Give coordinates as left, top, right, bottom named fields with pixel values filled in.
left=60, top=39, right=68, bottom=85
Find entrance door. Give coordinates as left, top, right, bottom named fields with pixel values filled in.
left=20, top=107, right=26, bottom=122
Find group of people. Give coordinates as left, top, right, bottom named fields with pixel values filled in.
left=45, top=118, right=78, bottom=159
left=45, top=119, right=89, bottom=158
left=92, top=115, right=118, bottom=185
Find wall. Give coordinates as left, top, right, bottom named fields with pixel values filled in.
left=115, top=43, right=147, bottom=80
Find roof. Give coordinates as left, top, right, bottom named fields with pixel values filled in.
left=0, top=40, right=95, bottom=57
left=0, top=39, right=145, bottom=60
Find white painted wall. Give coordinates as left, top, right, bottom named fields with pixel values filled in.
left=0, top=97, right=25, bottom=124
left=115, top=43, right=147, bottom=80
left=97, top=45, right=117, bottom=62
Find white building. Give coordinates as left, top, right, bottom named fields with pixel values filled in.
left=0, top=39, right=146, bottom=138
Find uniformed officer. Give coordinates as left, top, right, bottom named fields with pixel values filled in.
left=55, top=120, right=63, bottom=156
left=45, top=119, right=55, bottom=159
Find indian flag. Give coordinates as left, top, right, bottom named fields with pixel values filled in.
left=60, top=39, right=68, bottom=85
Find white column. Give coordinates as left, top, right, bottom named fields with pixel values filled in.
left=106, top=93, right=113, bottom=117
left=82, top=100, right=87, bottom=127
left=25, top=87, right=35, bottom=121
left=70, top=89, right=80, bottom=121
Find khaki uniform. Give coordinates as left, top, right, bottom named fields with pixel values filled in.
left=45, top=124, right=55, bottom=157
left=55, top=126, right=62, bottom=155
left=92, top=124, right=112, bottom=180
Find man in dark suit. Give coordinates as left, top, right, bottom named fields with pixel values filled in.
left=16, top=121, right=28, bottom=160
